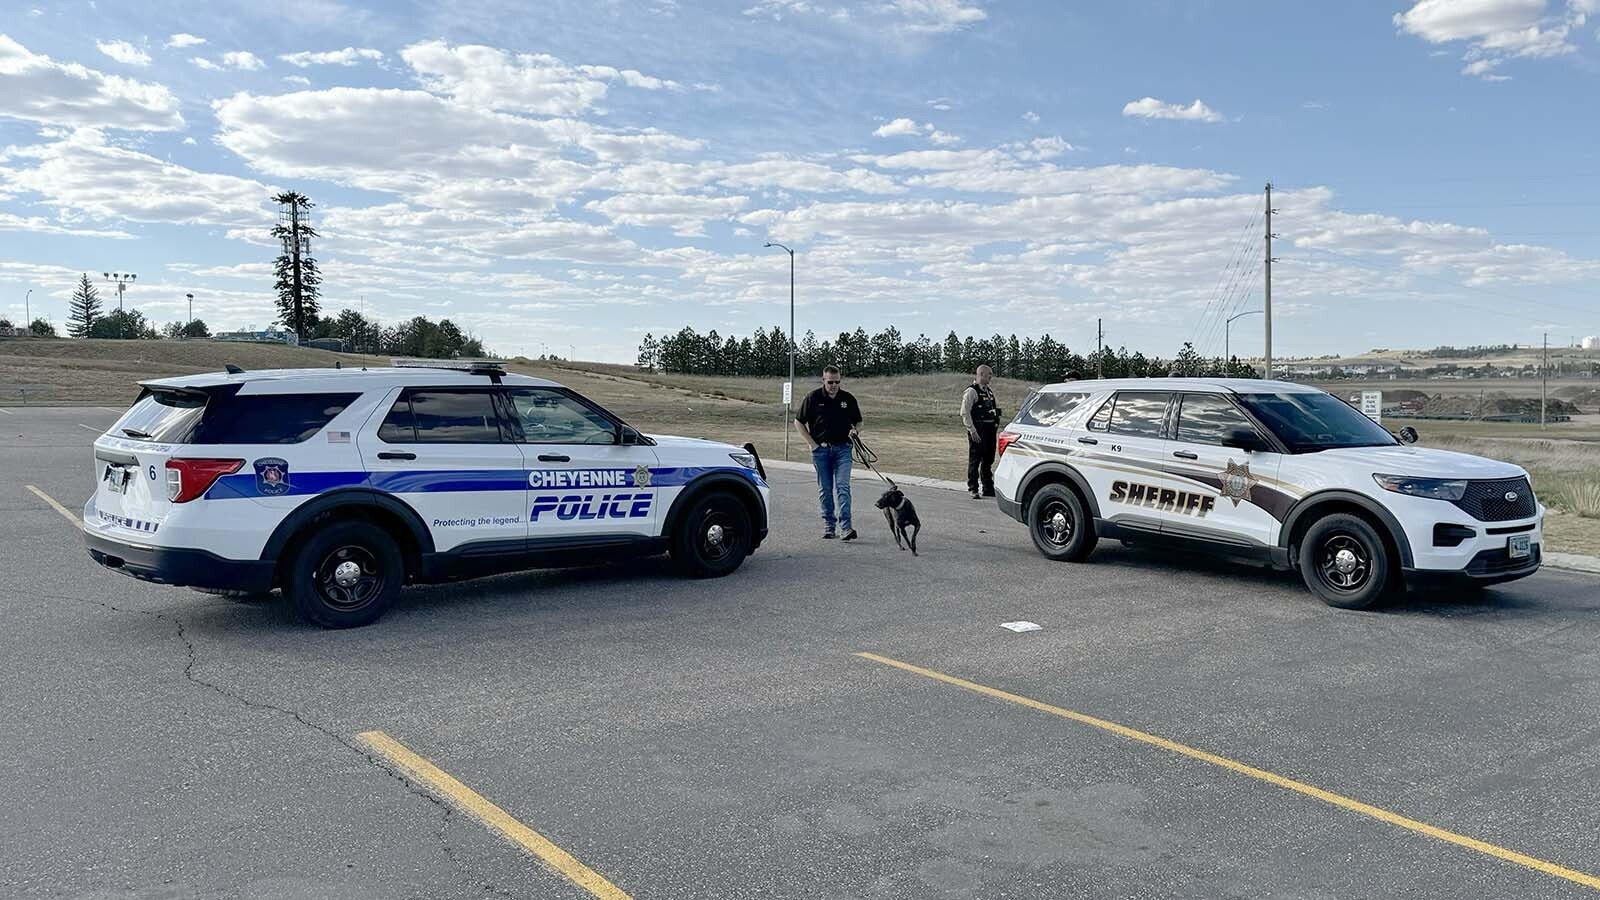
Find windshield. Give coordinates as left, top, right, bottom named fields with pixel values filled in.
left=1235, top=392, right=1397, bottom=453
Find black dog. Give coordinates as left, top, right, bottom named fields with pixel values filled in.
left=874, top=484, right=921, bottom=556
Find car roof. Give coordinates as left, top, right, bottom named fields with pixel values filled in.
left=1035, top=377, right=1322, bottom=394
left=140, top=367, right=562, bottom=394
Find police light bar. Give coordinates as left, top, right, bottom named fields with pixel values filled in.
left=390, top=358, right=507, bottom=372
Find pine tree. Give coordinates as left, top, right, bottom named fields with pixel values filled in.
left=68, top=274, right=102, bottom=337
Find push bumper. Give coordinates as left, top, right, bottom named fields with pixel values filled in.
left=1403, top=544, right=1542, bottom=591
left=85, top=531, right=276, bottom=592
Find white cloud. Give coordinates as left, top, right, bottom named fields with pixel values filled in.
left=221, top=51, right=265, bottom=70
left=1121, top=97, right=1223, bottom=123
left=282, top=75, right=311, bottom=86
left=165, top=33, right=206, bottom=49
left=586, top=192, right=749, bottom=235
left=927, top=97, right=952, bottom=111
left=191, top=57, right=219, bottom=70
left=889, top=0, right=987, bottom=33
left=401, top=40, right=679, bottom=117
left=873, top=117, right=923, bottom=138
left=96, top=40, right=150, bottom=67
left=743, top=0, right=983, bottom=35
left=279, top=47, right=384, bottom=67
left=0, top=210, right=134, bottom=238
left=0, top=35, right=183, bottom=130
left=1394, top=0, right=1583, bottom=79
left=1021, top=110, right=1040, bottom=124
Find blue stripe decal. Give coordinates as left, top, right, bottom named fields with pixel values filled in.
left=204, top=465, right=763, bottom=499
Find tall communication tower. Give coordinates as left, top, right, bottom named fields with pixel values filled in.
left=273, top=192, right=318, bottom=340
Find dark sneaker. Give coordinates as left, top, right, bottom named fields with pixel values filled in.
left=981, top=490, right=996, bottom=498
left=822, top=531, right=836, bottom=540
left=969, top=491, right=981, bottom=500
left=841, top=529, right=858, bottom=541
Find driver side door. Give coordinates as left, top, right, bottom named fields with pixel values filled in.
left=505, top=387, right=661, bottom=540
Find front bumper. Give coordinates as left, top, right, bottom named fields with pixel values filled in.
left=85, top=531, right=275, bottom=592
left=1404, top=544, right=1541, bottom=590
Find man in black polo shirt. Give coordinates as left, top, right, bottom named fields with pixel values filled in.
left=794, top=365, right=862, bottom=540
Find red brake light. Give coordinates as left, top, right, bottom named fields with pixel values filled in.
left=997, top=431, right=1020, bottom=458
left=165, top=458, right=244, bottom=503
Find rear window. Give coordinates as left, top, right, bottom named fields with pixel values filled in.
left=380, top=389, right=504, bottom=443
left=1106, top=392, right=1171, bottom=438
left=115, top=391, right=207, bottom=442
left=191, top=393, right=359, bottom=444
left=1017, top=391, right=1089, bottom=427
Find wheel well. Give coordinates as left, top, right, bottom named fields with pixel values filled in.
left=667, top=479, right=764, bottom=542
left=273, top=505, right=421, bottom=587
left=1286, top=500, right=1402, bottom=574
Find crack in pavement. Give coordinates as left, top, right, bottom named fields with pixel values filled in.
left=37, top=590, right=509, bottom=899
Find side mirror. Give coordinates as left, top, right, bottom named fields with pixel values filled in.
left=1223, top=428, right=1269, bottom=452
left=1398, top=426, right=1419, bottom=445
left=619, top=425, right=641, bottom=445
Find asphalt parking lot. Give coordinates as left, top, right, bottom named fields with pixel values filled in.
left=4, top=404, right=1599, bottom=900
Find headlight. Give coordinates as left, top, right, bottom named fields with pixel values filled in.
left=1373, top=473, right=1467, bottom=501
left=729, top=451, right=757, bottom=469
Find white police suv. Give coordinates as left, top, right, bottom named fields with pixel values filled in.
left=83, top=361, right=770, bottom=627
left=994, top=378, right=1543, bottom=608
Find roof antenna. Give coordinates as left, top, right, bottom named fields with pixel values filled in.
left=224, top=364, right=244, bottom=374
left=335, top=360, right=342, bottom=369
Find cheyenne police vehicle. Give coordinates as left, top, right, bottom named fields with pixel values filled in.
left=994, top=379, right=1543, bottom=608
left=83, top=361, right=770, bottom=627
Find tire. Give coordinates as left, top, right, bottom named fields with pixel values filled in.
left=1298, top=513, right=1394, bottom=610
left=190, top=586, right=273, bottom=603
left=671, top=491, right=752, bottom=578
left=283, top=520, right=404, bottom=628
left=1026, top=483, right=1097, bottom=562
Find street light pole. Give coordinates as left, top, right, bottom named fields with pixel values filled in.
left=186, top=293, right=194, bottom=335
left=764, top=242, right=796, bottom=461
left=24, top=289, right=31, bottom=331
left=1225, top=309, right=1263, bottom=375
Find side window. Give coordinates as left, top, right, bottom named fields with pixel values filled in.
left=192, top=393, right=358, bottom=444
left=377, top=396, right=415, bottom=443
left=507, top=389, right=617, bottom=445
left=1018, top=391, right=1089, bottom=428
left=1086, top=397, right=1114, bottom=432
left=1106, top=392, right=1170, bottom=438
left=407, top=390, right=503, bottom=444
left=1176, top=393, right=1260, bottom=446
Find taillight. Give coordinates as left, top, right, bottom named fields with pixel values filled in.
left=165, top=458, right=244, bottom=503
left=997, top=431, right=1020, bottom=458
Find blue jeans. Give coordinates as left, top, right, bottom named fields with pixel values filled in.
left=812, top=443, right=853, bottom=532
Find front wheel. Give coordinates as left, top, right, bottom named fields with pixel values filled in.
left=1026, top=483, right=1097, bottom=562
left=284, top=521, right=404, bottom=628
left=671, top=492, right=752, bottom=578
left=1298, top=513, right=1393, bottom=609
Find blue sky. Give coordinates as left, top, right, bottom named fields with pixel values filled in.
left=1, top=0, right=1597, bottom=363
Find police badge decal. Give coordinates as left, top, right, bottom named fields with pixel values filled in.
left=254, top=457, right=291, bottom=496
left=633, top=465, right=653, bottom=488
left=1218, top=459, right=1258, bottom=507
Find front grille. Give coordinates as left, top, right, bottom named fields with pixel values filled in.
left=1451, top=477, right=1536, bottom=522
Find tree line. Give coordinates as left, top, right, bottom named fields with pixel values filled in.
left=637, top=326, right=1259, bottom=381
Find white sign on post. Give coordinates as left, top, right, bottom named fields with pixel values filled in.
left=1361, top=390, right=1383, bottom=422
left=782, top=381, right=792, bottom=405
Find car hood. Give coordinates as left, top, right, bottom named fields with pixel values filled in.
left=647, top=434, right=741, bottom=452
left=1316, top=445, right=1525, bottom=479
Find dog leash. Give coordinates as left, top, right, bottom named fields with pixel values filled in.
left=850, top=433, right=896, bottom=487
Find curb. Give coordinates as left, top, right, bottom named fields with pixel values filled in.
left=766, top=459, right=1600, bottom=576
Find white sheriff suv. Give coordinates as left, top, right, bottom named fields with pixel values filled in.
left=994, top=378, right=1543, bottom=608
left=84, top=361, right=770, bottom=627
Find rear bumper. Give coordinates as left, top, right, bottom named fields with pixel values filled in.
left=85, top=531, right=275, bottom=592
left=997, top=494, right=1023, bottom=523
left=1403, top=545, right=1541, bottom=590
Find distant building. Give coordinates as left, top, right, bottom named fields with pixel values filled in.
left=213, top=327, right=299, bottom=346
left=1583, top=336, right=1599, bottom=351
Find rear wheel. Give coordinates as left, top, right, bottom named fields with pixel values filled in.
left=284, top=521, right=403, bottom=628
left=672, top=491, right=752, bottom=578
left=1299, top=513, right=1393, bottom=609
left=1027, top=483, right=1097, bottom=562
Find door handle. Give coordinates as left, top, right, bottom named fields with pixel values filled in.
left=538, top=453, right=570, bottom=462
left=377, top=451, right=416, bottom=460
left=1173, top=450, right=1198, bottom=460
left=1077, top=436, right=1098, bottom=445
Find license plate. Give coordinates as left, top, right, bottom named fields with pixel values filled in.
left=1508, top=534, right=1531, bottom=559
left=104, top=465, right=128, bottom=494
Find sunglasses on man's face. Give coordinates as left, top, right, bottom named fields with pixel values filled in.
left=824, top=380, right=840, bottom=385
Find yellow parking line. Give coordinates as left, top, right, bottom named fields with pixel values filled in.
left=855, top=652, right=1600, bottom=893
left=356, top=730, right=633, bottom=900
left=25, top=485, right=81, bottom=528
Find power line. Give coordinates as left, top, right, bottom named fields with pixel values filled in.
left=1186, top=208, right=1261, bottom=352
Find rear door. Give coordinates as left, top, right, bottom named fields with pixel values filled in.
left=1079, top=391, right=1195, bottom=535
left=505, top=387, right=661, bottom=540
left=359, top=387, right=527, bottom=554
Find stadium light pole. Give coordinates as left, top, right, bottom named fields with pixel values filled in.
left=186, top=293, right=194, bottom=334
left=764, top=241, right=795, bottom=461
left=1226, top=309, right=1263, bottom=376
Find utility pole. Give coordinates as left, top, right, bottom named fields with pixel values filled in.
left=186, top=293, right=194, bottom=333
left=23, top=289, right=31, bottom=329
left=1264, top=182, right=1274, bottom=380
left=1542, top=332, right=1548, bottom=428
left=1096, top=318, right=1104, bottom=379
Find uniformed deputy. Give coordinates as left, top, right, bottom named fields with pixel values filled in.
left=794, top=365, right=862, bottom=540
left=961, top=364, right=1003, bottom=499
